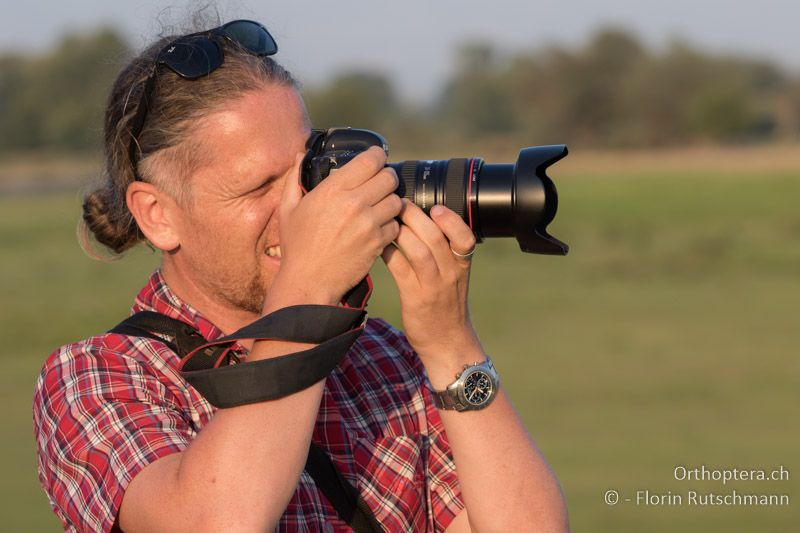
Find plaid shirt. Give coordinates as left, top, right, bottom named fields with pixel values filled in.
left=34, top=270, right=463, bottom=532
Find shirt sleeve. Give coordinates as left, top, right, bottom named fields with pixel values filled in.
left=421, top=379, right=466, bottom=531
left=33, top=338, right=196, bottom=532
left=370, top=318, right=465, bottom=532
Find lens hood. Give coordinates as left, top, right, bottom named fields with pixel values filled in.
left=513, top=145, right=569, bottom=255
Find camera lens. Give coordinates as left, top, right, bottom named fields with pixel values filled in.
left=387, top=145, right=569, bottom=255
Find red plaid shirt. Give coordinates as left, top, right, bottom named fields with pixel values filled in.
left=34, top=270, right=463, bottom=532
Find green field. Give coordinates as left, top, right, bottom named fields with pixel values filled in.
left=1, top=157, right=798, bottom=531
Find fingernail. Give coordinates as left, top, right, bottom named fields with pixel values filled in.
left=430, top=205, right=445, bottom=216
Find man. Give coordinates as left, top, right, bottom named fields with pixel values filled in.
left=34, top=20, right=568, bottom=532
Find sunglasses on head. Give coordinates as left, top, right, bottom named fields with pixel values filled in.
left=128, top=20, right=278, bottom=179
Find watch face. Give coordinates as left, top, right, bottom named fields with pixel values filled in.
left=463, top=370, right=493, bottom=406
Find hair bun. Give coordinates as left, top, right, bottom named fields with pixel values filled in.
left=80, top=186, right=141, bottom=256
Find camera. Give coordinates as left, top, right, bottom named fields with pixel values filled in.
left=302, top=127, right=569, bottom=255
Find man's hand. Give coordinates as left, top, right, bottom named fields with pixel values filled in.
left=382, top=200, right=483, bottom=386
left=271, top=146, right=402, bottom=308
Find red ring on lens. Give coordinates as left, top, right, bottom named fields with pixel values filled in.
left=467, top=158, right=476, bottom=231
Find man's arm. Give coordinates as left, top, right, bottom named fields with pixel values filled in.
left=437, top=388, right=568, bottom=532
left=118, top=279, right=331, bottom=531
left=383, top=201, right=569, bottom=532
left=119, top=148, right=402, bottom=532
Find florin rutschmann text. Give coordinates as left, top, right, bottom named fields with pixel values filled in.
left=603, top=465, right=791, bottom=507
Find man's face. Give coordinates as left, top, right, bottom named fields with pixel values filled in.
left=170, top=84, right=310, bottom=314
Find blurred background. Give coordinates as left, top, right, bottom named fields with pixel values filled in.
left=1, top=1, right=798, bottom=531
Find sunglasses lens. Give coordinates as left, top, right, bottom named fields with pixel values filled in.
left=221, top=20, right=278, bottom=56
left=157, top=36, right=222, bottom=79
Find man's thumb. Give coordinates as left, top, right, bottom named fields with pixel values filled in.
left=280, top=155, right=305, bottom=215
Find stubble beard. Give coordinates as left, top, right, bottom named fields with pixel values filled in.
left=218, top=269, right=268, bottom=315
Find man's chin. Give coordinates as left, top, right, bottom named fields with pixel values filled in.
left=218, top=274, right=270, bottom=316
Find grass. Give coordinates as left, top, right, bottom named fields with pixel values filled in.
left=1, top=150, right=798, bottom=531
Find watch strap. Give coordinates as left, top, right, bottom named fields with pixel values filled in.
left=433, top=386, right=464, bottom=411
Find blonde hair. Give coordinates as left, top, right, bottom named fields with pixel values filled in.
left=80, top=32, right=297, bottom=257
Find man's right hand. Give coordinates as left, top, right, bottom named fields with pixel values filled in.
left=269, top=146, right=402, bottom=308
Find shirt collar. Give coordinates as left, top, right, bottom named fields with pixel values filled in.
left=131, top=269, right=226, bottom=343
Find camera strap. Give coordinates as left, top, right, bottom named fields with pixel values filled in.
left=108, top=276, right=383, bottom=532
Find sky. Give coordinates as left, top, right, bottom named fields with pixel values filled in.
left=2, top=0, right=799, bottom=101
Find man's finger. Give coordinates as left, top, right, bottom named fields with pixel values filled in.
left=371, top=194, right=404, bottom=226
left=359, top=167, right=399, bottom=207
left=333, top=146, right=387, bottom=190
left=430, top=205, right=476, bottom=259
left=398, top=200, right=466, bottom=272
left=397, top=200, right=448, bottom=250
left=393, top=221, right=440, bottom=283
left=381, top=242, right=419, bottom=291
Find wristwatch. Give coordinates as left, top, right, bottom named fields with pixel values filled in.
left=432, top=356, right=500, bottom=411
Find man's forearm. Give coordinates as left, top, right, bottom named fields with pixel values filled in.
left=440, top=391, right=569, bottom=532
left=120, top=365, right=325, bottom=532
left=426, top=354, right=569, bottom=533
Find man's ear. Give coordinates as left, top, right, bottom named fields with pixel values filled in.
left=126, top=181, right=181, bottom=252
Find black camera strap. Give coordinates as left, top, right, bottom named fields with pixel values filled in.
left=108, top=277, right=382, bottom=532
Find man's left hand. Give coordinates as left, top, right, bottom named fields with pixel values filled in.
left=382, top=200, right=484, bottom=386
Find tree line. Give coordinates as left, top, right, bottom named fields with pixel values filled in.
left=1, top=26, right=799, bottom=155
